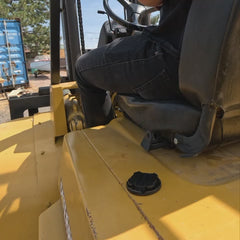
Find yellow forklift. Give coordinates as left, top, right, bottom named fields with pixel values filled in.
left=0, top=0, right=239, bottom=239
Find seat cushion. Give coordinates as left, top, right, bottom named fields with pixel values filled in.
left=116, top=95, right=201, bottom=136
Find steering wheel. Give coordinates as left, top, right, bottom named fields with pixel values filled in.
left=103, top=0, right=158, bottom=31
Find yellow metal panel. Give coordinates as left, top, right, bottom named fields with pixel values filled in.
left=94, top=117, right=240, bottom=185
left=39, top=200, right=66, bottom=240
left=50, top=82, right=78, bottom=138
left=60, top=131, right=159, bottom=240
left=62, top=117, right=240, bottom=240
left=55, top=81, right=78, bottom=90
left=32, top=113, right=63, bottom=202
left=51, top=84, right=68, bottom=137
left=151, top=144, right=240, bottom=185
left=0, top=113, right=62, bottom=240
left=160, top=195, right=239, bottom=240
left=0, top=117, right=37, bottom=240
left=60, top=142, right=96, bottom=240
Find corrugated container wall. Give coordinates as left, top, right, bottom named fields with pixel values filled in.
left=0, top=19, right=29, bottom=88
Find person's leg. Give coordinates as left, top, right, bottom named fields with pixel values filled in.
left=75, top=32, right=180, bottom=128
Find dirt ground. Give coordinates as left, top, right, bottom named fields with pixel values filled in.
left=0, top=72, right=66, bottom=124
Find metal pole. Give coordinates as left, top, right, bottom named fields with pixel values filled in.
left=50, top=0, right=60, bottom=85
left=61, top=0, right=81, bottom=82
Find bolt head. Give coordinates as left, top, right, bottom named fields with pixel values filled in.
left=174, top=138, right=178, bottom=145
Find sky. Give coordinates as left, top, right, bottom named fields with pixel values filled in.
left=80, top=0, right=123, bottom=49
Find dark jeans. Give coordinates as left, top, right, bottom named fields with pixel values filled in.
left=75, top=30, right=181, bottom=128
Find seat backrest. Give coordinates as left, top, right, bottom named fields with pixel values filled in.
left=179, top=0, right=240, bottom=112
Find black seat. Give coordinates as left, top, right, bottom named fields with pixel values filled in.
left=117, top=0, right=240, bottom=155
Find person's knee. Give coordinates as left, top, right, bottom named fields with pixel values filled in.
left=75, top=47, right=108, bottom=88
left=75, top=54, right=89, bottom=87
left=75, top=54, right=86, bottom=74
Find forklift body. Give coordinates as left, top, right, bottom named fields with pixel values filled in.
left=0, top=0, right=239, bottom=239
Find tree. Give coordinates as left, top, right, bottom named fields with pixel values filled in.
left=151, top=14, right=160, bottom=25
left=0, top=0, right=50, bottom=58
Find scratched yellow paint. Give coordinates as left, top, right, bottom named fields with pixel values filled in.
left=0, top=145, right=31, bottom=174
left=160, top=195, right=240, bottom=240
left=0, top=112, right=239, bottom=240
left=59, top=117, right=240, bottom=240
left=0, top=113, right=62, bottom=240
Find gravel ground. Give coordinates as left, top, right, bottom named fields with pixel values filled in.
left=0, top=72, right=54, bottom=124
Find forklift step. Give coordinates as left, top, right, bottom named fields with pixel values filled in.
left=39, top=200, right=66, bottom=240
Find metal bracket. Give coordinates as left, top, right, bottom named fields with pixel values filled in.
left=8, top=87, right=50, bottom=120
left=141, top=131, right=174, bottom=151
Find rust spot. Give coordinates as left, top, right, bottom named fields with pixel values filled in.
left=11, top=61, right=16, bottom=68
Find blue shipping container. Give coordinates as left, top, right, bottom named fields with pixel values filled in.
left=0, top=19, right=29, bottom=88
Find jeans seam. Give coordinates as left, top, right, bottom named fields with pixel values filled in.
left=133, top=68, right=167, bottom=93
left=79, top=52, right=163, bottom=73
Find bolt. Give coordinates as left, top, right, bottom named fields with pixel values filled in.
left=174, top=138, right=178, bottom=145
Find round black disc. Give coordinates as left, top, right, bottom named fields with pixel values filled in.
left=126, top=171, right=161, bottom=196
